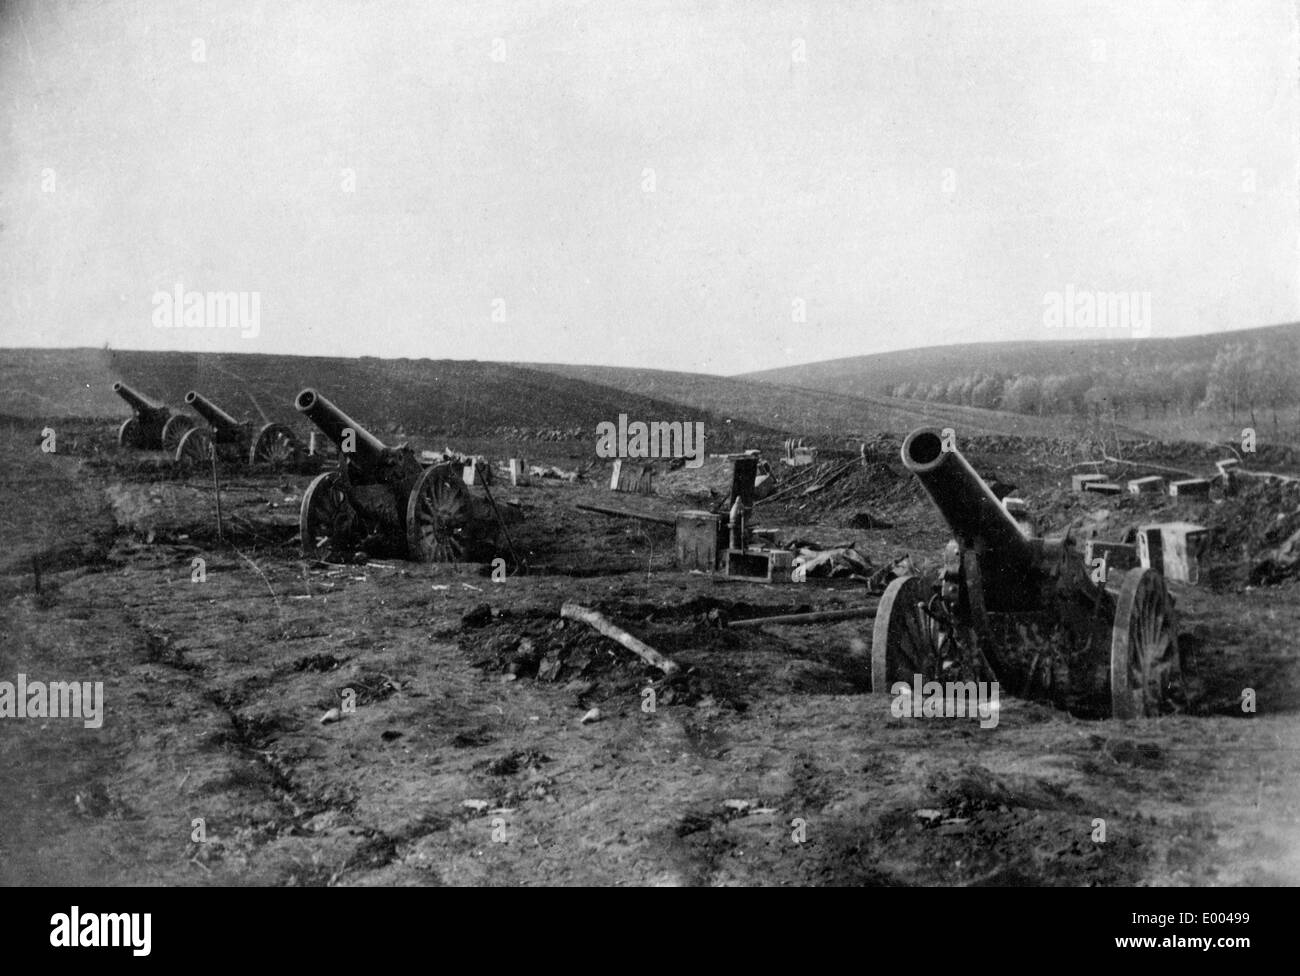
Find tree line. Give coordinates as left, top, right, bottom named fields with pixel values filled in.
left=889, top=338, right=1299, bottom=424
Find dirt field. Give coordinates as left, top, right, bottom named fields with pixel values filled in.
left=2, top=420, right=1298, bottom=887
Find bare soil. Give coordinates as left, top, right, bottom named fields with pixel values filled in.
left=1, top=421, right=1297, bottom=886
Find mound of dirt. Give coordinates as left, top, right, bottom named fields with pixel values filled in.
left=1200, top=480, right=1300, bottom=588
left=459, top=603, right=755, bottom=709
left=459, top=595, right=871, bottom=709
left=768, top=460, right=921, bottom=523
left=652, top=456, right=733, bottom=504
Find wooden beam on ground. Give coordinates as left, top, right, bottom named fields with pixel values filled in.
left=560, top=602, right=680, bottom=674
left=728, top=606, right=876, bottom=628
left=575, top=503, right=676, bottom=526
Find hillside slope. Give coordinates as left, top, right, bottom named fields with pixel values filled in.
left=527, top=362, right=1147, bottom=441
left=1, top=347, right=1139, bottom=447
left=743, top=322, right=1300, bottom=397
left=0, top=349, right=782, bottom=446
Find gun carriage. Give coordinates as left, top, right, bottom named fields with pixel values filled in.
left=872, top=427, right=1182, bottom=719
left=174, top=391, right=304, bottom=467
left=295, top=388, right=502, bottom=563
left=113, top=382, right=195, bottom=452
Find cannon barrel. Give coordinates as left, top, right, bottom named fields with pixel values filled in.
left=185, top=391, right=242, bottom=431
left=112, top=381, right=163, bottom=413
left=901, top=427, right=1038, bottom=612
left=294, top=388, right=388, bottom=464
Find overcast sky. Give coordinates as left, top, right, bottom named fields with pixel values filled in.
left=2, top=0, right=1297, bottom=374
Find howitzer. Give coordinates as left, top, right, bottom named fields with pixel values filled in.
left=174, top=390, right=304, bottom=466
left=871, top=427, right=1181, bottom=718
left=294, top=389, right=502, bottom=563
left=112, top=382, right=195, bottom=452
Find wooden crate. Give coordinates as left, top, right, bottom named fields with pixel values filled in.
left=1137, top=522, right=1208, bottom=584
left=1170, top=478, right=1210, bottom=498
left=1083, top=481, right=1124, bottom=495
left=1127, top=476, right=1166, bottom=494
left=724, top=548, right=793, bottom=583
left=1072, top=473, right=1106, bottom=492
left=675, top=511, right=722, bottom=571
left=1084, top=539, right=1139, bottom=573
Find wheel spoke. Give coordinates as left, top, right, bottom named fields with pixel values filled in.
left=901, top=608, right=930, bottom=671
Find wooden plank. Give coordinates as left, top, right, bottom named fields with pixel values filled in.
left=729, top=606, right=876, bottom=628
left=560, top=602, right=679, bottom=674
left=576, top=502, right=675, bottom=526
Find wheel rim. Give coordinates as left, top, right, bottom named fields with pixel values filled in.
left=301, top=472, right=355, bottom=561
left=1111, top=569, right=1180, bottom=718
left=175, top=428, right=213, bottom=466
left=162, top=415, right=195, bottom=453
left=118, top=418, right=140, bottom=448
left=407, top=465, right=471, bottom=562
left=871, top=576, right=943, bottom=692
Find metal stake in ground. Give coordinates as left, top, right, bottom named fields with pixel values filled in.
left=478, top=476, right=523, bottom=573
left=210, top=447, right=225, bottom=542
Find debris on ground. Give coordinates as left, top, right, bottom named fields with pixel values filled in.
left=560, top=601, right=680, bottom=674
left=1250, top=526, right=1300, bottom=585
left=530, top=465, right=580, bottom=482
left=791, top=545, right=872, bottom=582
left=1201, top=480, right=1300, bottom=589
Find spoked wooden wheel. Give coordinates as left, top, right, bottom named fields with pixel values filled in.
left=250, top=423, right=303, bottom=466
left=175, top=427, right=214, bottom=466
left=406, top=464, right=472, bottom=563
left=300, top=471, right=356, bottom=561
left=118, top=417, right=141, bottom=448
left=161, top=414, right=196, bottom=453
left=871, top=576, right=944, bottom=692
left=1110, top=568, right=1181, bottom=719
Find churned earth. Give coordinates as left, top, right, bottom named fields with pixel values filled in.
left=1, top=421, right=1298, bottom=886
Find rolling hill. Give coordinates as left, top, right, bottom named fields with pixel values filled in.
left=0, top=349, right=783, bottom=448
left=525, top=363, right=1140, bottom=441
left=0, top=347, right=1142, bottom=448
left=741, top=321, right=1300, bottom=398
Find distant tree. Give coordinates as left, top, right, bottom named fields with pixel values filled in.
left=1042, top=373, right=1091, bottom=415
left=1126, top=366, right=1163, bottom=419
left=1001, top=375, right=1043, bottom=414
left=970, top=375, right=1001, bottom=409
left=952, top=376, right=970, bottom=406
left=1101, top=367, right=1133, bottom=418
left=1172, top=362, right=1209, bottom=412
left=1256, top=340, right=1298, bottom=431
left=1201, top=343, right=1256, bottom=421
left=1144, top=367, right=1175, bottom=415
left=1084, top=380, right=1124, bottom=422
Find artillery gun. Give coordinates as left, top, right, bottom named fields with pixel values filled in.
left=174, top=391, right=304, bottom=467
left=112, top=382, right=195, bottom=452
left=295, top=388, right=502, bottom=563
left=872, top=427, right=1181, bottom=719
